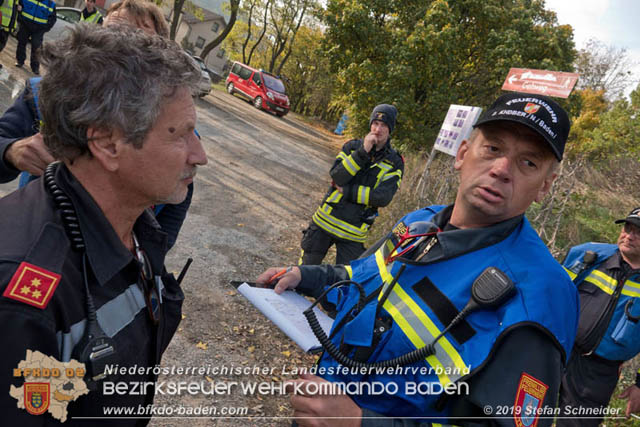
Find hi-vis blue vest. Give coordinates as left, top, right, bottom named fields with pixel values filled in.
left=564, top=243, right=640, bottom=361
left=317, top=206, right=578, bottom=418
left=20, top=0, right=55, bottom=25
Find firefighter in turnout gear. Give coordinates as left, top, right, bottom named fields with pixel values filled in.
left=300, top=104, right=404, bottom=265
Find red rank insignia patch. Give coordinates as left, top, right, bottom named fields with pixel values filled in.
left=514, top=372, right=548, bottom=427
left=3, top=262, right=61, bottom=309
left=25, top=382, right=50, bottom=415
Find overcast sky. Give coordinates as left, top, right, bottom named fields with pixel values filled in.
left=545, top=0, right=640, bottom=93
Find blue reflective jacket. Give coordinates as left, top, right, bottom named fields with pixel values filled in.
left=317, top=206, right=579, bottom=419
left=564, top=242, right=640, bottom=361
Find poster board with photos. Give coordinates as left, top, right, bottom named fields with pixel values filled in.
left=433, top=105, right=483, bottom=157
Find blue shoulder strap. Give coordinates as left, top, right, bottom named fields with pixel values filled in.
left=28, top=77, right=43, bottom=122
left=18, top=78, right=44, bottom=188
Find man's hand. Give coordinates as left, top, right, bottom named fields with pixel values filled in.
left=619, top=385, right=640, bottom=417
left=256, top=266, right=301, bottom=294
left=335, top=185, right=343, bottom=194
left=363, top=132, right=379, bottom=153
left=287, top=373, right=362, bottom=427
left=4, top=133, right=54, bottom=176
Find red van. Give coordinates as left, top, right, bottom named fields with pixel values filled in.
left=225, top=61, right=290, bottom=116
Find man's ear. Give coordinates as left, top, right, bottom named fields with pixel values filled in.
left=535, top=168, right=558, bottom=203
left=86, top=127, right=126, bottom=172
left=454, top=140, right=470, bottom=171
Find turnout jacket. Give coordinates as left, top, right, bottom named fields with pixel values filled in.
left=0, top=164, right=183, bottom=425
left=298, top=205, right=579, bottom=425
left=564, top=243, right=640, bottom=363
left=312, top=138, right=403, bottom=243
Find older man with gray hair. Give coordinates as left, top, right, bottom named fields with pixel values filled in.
left=0, top=23, right=206, bottom=423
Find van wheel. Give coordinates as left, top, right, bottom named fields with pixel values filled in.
left=253, top=96, right=263, bottom=110
left=227, top=83, right=234, bottom=94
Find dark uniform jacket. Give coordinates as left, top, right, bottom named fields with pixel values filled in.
left=0, top=164, right=184, bottom=425
left=311, top=138, right=403, bottom=243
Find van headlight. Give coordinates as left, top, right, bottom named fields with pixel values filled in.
left=267, top=91, right=275, bottom=100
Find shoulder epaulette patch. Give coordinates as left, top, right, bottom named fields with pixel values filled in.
left=3, top=262, right=61, bottom=309
left=514, top=372, right=548, bottom=427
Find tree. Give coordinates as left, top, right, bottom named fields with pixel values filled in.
left=221, top=0, right=318, bottom=72
left=278, top=25, right=340, bottom=120
left=200, top=0, right=241, bottom=59
left=322, top=0, right=576, bottom=150
left=168, top=0, right=240, bottom=58
left=574, top=39, right=637, bottom=100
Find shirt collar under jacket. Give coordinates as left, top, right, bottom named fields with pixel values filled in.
left=398, top=204, right=524, bottom=265
left=56, top=164, right=168, bottom=286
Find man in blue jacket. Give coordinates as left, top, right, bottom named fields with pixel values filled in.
left=259, top=92, right=579, bottom=426
left=15, top=0, right=56, bottom=74
left=559, top=207, right=640, bottom=426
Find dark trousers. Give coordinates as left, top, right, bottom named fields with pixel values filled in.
left=299, top=223, right=365, bottom=265
left=0, top=30, right=10, bottom=52
left=556, top=350, right=621, bottom=427
left=16, top=24, right=44, bottom=72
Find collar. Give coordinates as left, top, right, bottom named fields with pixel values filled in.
left=371, top=139, right=392, bottom=161
left=55, top=164, right=167, bottom=286
left=400, top=205, right=523, bottom=264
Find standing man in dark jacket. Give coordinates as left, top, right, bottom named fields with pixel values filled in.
left=559, top=207, right=640, bottom=426
left=15, top=0, right=56, bottom=74
left=300, top=104, right=404, bottom=265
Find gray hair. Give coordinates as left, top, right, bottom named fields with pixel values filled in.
left=38, top=23, right=201, bottom=161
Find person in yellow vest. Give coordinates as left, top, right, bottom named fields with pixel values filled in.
left=81, top=0, right=103, bottom=24
left=0, top=0, right=19, bottom=68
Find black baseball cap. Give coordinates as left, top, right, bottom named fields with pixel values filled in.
left=473, top=92, right=571, bottom=160
left=615, top=207, right=640, bottom=228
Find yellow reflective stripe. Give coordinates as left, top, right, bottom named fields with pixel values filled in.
left=622, top=279, right=640, bottom=297
left=21, top=12, right=48, bottom=23
left=374, top=250, right=466, bottom=385
left=563, top=266, right=577, bottom=280
left=325, top=189, right=342, bottom=204
left=337, top=152, right=360, bottom=176
left=318, top=204, right=368, bottom=235
left=381, top=297, right=451, bottom=385
left=375, top=249, right=393, bottom=298
left=312, top=209, right=367, bottom=243
left=23, top=0, right=53, bottom=11
left=298, top=249, right=304, bottom=265
left=344, top=265, right=352, bottom=278
left=357, top=185, right=370, bottom=205
left=381, top=170, right=402, bottom=182
left=584, top=269, right=616, bottom=295
left=388, top=285, right=467, bottom=376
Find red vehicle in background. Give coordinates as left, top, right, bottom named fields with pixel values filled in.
left=225, top=61, right=290, bottom=117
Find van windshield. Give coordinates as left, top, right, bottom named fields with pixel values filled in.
left=262, top=74, right=286, bottom=93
